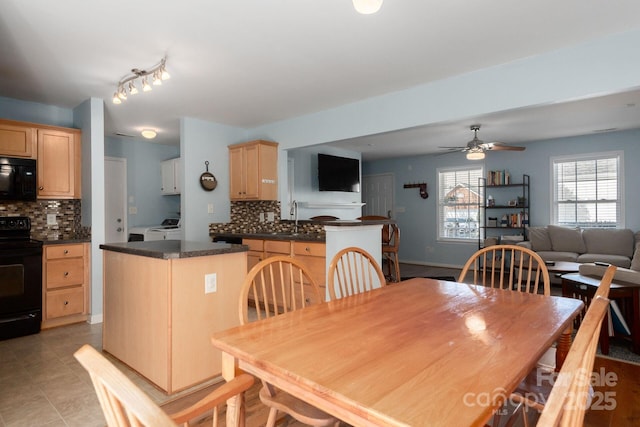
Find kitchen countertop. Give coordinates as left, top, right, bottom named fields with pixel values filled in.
left=40, top=237, right=91, bottom=245
left=100, top=240, right=248, bottom=260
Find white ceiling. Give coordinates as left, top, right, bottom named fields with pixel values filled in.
left=2, top=0, right=640, bottom=160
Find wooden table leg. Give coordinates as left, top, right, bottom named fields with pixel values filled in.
left=221, top=352, right=243, bottom=427
left=556, top=326, right=573, bottom=372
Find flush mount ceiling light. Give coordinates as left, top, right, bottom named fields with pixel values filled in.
left=112, top=57, right=170, bottom=104
left=353, top=0, right=383, bottom=14
left=141, top=129, right=157, bottom=139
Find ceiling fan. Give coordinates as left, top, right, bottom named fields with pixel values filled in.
left=443, top=124, right=526, bottom=160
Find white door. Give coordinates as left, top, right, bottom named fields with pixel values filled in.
left=105, top=157, right=127, bottom=243
left=362, top=174, right=394, bottom=217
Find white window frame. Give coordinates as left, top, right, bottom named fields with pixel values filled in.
left=550, top=151, right=624, bottom=228
left=437, top=165, right=483, bottom=242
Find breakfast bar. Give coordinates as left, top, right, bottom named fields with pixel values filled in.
left=100, top=240, right=248, bottom=394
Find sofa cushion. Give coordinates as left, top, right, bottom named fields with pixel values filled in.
left=631, top=242, right=640, bottom=272
left=576, top=254, right=631, bottom=268
left=536, top=251, right=579, bottom=262
left=548, top=225, right=586, bottom=253
left=582, top=228, right=634, bottom=257
left=528, top=227, right=552, bottom=251
left=579, top=264, right=640, bottom=285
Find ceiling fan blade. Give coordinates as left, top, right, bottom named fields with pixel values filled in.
left=483, top=143, right=525, bottom=151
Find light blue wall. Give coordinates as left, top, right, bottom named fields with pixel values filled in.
left=363, top=129, right=640, bottom=268
left=288, top=146, right=362, bottom=220
left=105, top=137, right=180, bottom=226
left=180, top=117, right=248, bottom=241
left=0, top=96, right=73, bottom=127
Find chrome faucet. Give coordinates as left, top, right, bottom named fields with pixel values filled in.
left=290, top=200, right=299, bottom=233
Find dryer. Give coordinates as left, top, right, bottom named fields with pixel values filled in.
left=128, top=218, right=181, bottom=241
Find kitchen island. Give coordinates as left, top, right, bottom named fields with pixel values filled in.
left=99, top=240, right=248, bottom=394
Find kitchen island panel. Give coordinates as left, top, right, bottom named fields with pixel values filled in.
left=103, top=252, right=170, bottom=390
left=170, top=252, right=247, bottom=391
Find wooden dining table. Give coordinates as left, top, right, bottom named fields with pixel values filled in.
left=211, top=278, right=584, bottom=427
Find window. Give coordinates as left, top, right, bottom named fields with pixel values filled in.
left=551, top=151, right=623, bottom=228
left=438, top=166, right=483, bottom=240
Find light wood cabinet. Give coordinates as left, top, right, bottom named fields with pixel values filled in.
left=42, top=242, right=90, bottom=329
left=37, top=127, right=81, bottom=199
left=229, top=140, right=278, bottom=201
left=0, top=120, right=36, bottom=158
left=161, top=157, right=181, bottom=195
left=242, top=238, right=327, bottom=303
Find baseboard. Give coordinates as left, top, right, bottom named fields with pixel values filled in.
left=88, top=313, right=103, bottom=324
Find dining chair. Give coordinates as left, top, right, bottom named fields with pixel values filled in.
left=238, top=256, right=340, bottom=427
left=458, top=244, right=551, bottom=296
left=309, top=215, right=339, bottom=220
left=73, top=344, right=254, bottom=427
left=507, top=265, right=617, bottom=427
left=327, top=246, right=386, bottom=300
left=357, top=216, right=401, bottom=282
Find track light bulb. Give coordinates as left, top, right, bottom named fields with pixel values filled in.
left=117, top=87, right=127, bottom=100
left=142, top=77, right=152, bottom=92
left=161, top=66, right=170, bottom=80
left=128, top=81, right=138, bottom=95
left=153, top=71, right=162, bottom=86
left=112, top=93, right=122, bottom=104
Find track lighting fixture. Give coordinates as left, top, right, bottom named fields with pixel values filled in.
left=113, top=57, right=170, bottom=104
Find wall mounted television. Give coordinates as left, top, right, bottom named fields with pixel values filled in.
left=317, top=153, right=360, bottom=193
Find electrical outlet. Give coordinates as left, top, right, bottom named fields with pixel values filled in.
left=267, top=212, right=275, bottom=222
left=207, top=203, right=214, bottom=214
left=46, top=214, right=57, bottom=225
left=129, top=207, right=137, bottom=215
left=205, top=273, right=217, bottom=294
left=259, top=212, right=265, bottom=222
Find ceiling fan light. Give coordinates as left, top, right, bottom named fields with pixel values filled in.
left=466, top=149, right=485, bottom=160
left=141, top=129, right=157, bottom=139
left=352, top=0, right=383, bottom=14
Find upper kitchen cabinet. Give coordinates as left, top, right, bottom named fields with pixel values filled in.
left=229, top=140, right=278, bottom=201
left=0, top=119, right=37, bottom=159
left=37, top=127, right=82, bottom=199
left=161, top=157, right=180, bottom=195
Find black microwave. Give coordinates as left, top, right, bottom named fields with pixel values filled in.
left=0, top=157, right=37, bottom=201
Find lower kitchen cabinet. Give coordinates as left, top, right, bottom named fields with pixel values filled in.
left=242, top=238, right=327, bottom=303
left=42, top=242, right=90, bottom=329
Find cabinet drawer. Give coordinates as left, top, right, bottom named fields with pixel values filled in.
left=46, top=286, right=84, bottom=319
left=293, top=242, right=325, bottom=257
left=291, top=284, right=325, bottom=306
left=243, top=239, right=264, bottom=252
left=45, top=244, right=84, bottom=260
left=264, top=240, right=291, bottom=255
left=295, top=255, right=326, bottom=287
left=46, top=258, right=84, bottom=288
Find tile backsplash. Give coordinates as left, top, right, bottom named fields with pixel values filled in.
left=0, top=199, right=89, bottom=240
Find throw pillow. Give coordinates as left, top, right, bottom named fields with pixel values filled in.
left=528, top=227, right=552, bottom=251
left=548, top=225, right=586, bottom=253
left=631, top=242, right=640, bottom=271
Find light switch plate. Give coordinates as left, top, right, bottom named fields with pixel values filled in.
left=47, top=214, right=57, bottom=225
left=205, top=273, right=217, bottom=294
left=129, top=207, right=138, bottom=215
left=207, top=203, right=214, bottom=214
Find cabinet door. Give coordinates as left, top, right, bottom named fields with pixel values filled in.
left=37, top=129, right=78, bottom=198
left=0, top=123, right=36, bottom=158
left=229, top=146, right=245, bottom=199
left=161, top=158, right=180, bottom=195
left=243, top=144, right=260, bottom=199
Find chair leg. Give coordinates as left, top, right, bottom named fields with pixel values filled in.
left=265, top=407, right=279, bottom=427
left=393, top=253, right=400, bottom=282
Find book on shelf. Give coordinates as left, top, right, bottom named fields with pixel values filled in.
left=487, top=170, right=511, bottom=186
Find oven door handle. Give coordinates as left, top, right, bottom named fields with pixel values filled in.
left=0, top=312, right=38, bottom=324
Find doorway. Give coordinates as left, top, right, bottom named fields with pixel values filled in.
left=105, top=157, right=127, bottom=243
left=362, top=173, right=394, bottom=217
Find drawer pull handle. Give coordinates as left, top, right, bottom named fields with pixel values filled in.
left=64, top=250, right=69, bottom=255
left=64, top=301, right=69, bottom=305
left=64, top=272, right=69, bottom=277
left=305, top=247, right=310, bottom=252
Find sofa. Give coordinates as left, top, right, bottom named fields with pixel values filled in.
left=518, top=225, right=640, bottom=284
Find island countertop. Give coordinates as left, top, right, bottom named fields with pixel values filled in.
left=99, top=240, right=248, bottom=260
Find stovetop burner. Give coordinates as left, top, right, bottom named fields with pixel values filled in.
left=0, top=216, right=40, bottom=246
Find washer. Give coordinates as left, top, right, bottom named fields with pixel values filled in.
left=128, top=218, right=181, bottom=241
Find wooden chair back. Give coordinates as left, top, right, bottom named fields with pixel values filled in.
left=327, top=246, right=386, bottom=300
left=309, top=215, right=339, bottom=221
left=74, top=344, right=254, bottom=427
left=458, top=244, right=551, bottom=296
left=536, top=295, right=611, bottom=427
left=239, top=255, right=323, bottom=325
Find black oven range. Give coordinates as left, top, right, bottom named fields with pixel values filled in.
left=0, top=216, right=43, bottom=340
